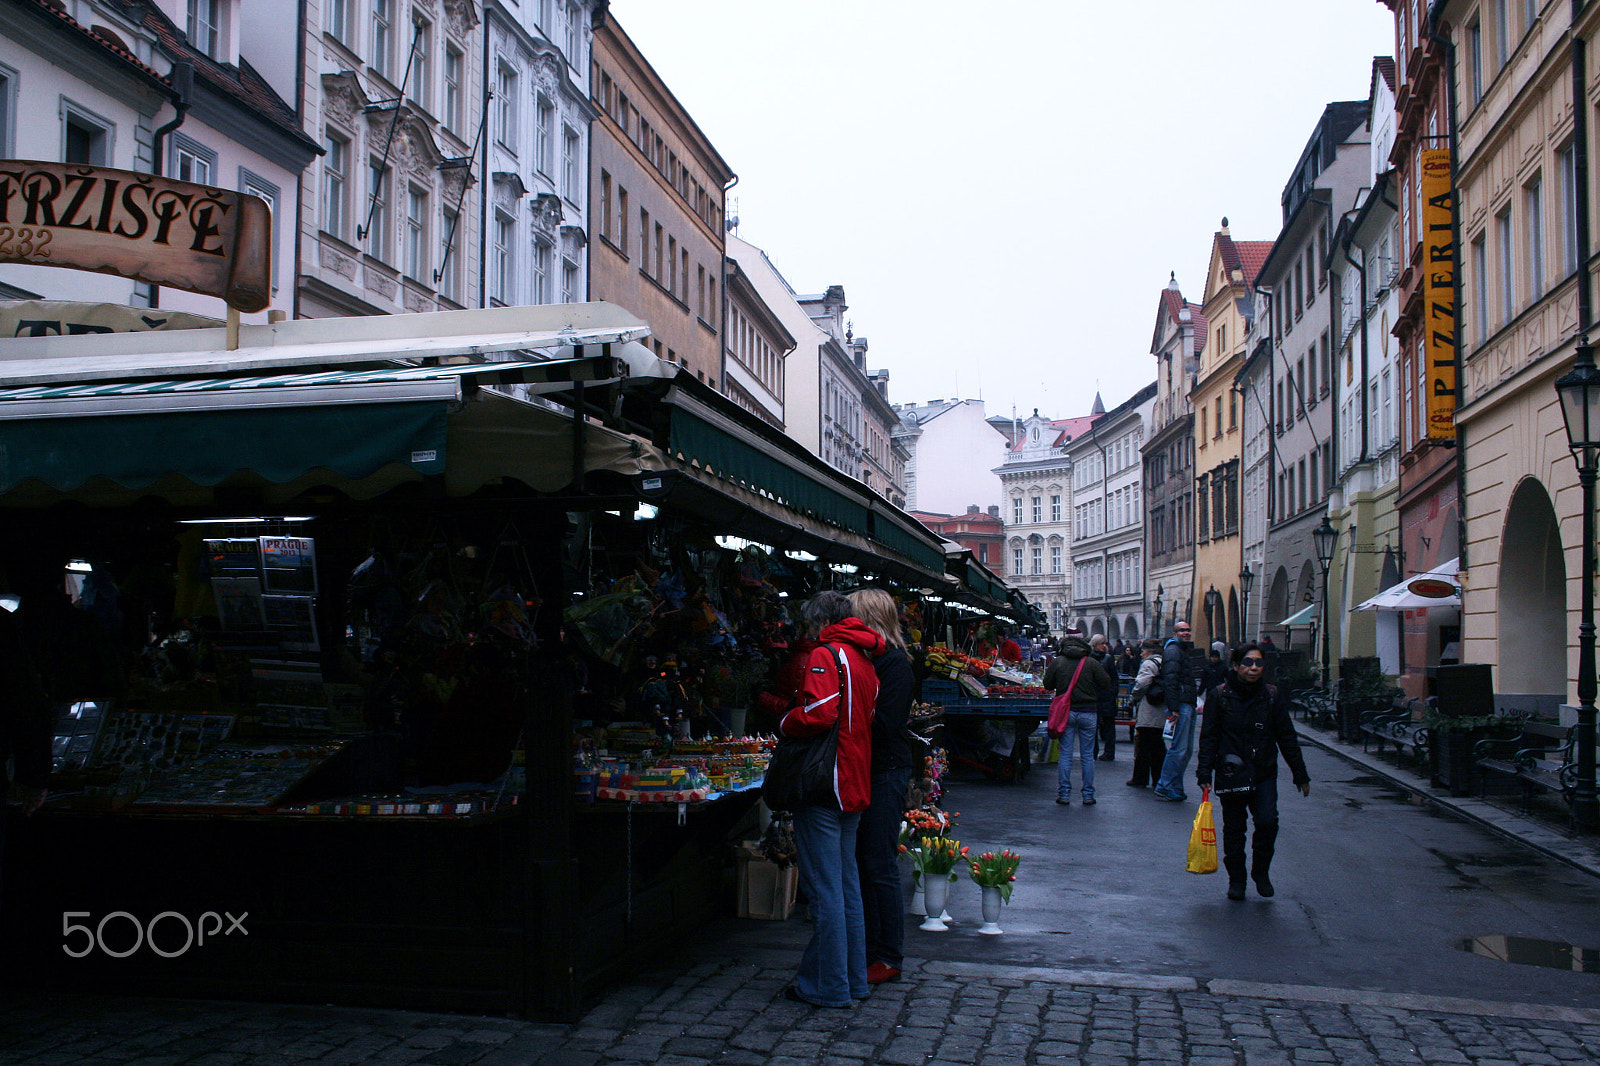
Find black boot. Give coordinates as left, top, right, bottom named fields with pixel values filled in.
left=1224, top=854, right=1246, bottom=900
left=1252, top=824, right=1278, bottom=897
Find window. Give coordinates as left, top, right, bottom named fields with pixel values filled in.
left=1526, top=177, right=1544, bottom=299
left=1215, top=396, right=1223, bottom=437
left=1031, top=496, right=1042, bottom=523
left=373, top=0, right=394, bottom=79
left=322, top=131, right=348, bottom=236
left=1012, top=546, right=1023, bottom=576
left=1050, top=545, right=1062, bottom=574
left=444, top=45, right=463, bottom=130
left=1012, top=497, right=1023, bottom=525
left=240, top=169, right=280, bottom=289
left=638, top=207, right=650, bottom=274
left=1050, top=494, right=1061, bottom=522
left=63, top=105, right=109, bottom=165
left=1469, top=19, right=1483, bottom=104
left=1561, top=143, right=1579, bottom=275
left=535, top=95, right=553, bottom=175
left=327, top=0, right=347, bottom=42
left=562, top=258, right=578, bottom=304
left=1493, top=0, right=1508, bottom=67
left=562, top=126, right=579, bottom=201
left=1032, top=546, right=1043, bottom=575
left=492, top=212, right=513, bottom=304
left=533, top=239, right=551, bottom=303
left=565, top=1, right=583, bottom=63
left=497, top=65, right=518, bottom=150
left=366, top=162, right=390, bottom=260
left=0, top=66, right=12, bottom=157
left=438, top=209, right=460, bottom=301
left=188, top=0, right=221, bottom=59
left=1199, top=405, right=1207, bottom=441
left=170, top=132, right=214, bottom=185
left=1471, top=233, right=1488, bottom=343
left=618, top=187, right=629, bottom=255
left=1496, top=206, right=1514, bottom=323
left=410, top=14, right=431, bottom=110
left=405, top=186, right=427, bottom=280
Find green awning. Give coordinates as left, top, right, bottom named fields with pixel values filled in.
left=1276, top=603, right=1319, bottom=627
left=0, top=401, right=447, bottom=492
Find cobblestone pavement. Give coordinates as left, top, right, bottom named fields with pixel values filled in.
left=3, top=952, right=1599, bottom=1066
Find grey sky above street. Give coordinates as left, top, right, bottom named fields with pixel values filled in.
left=615, top=1, right=1396, bottom=425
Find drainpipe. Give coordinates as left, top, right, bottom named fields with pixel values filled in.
left=1573, top=2, right=1593, bottom=340
left=480, top=6, right=494, bottom=310
left=148, top=59, right=193, bottom=310
left=1341, top=235, right=1370, bottom=464
left=1427, top=1, right=1467, bottom=570
left=1252, top=280, right=1278, bottom=541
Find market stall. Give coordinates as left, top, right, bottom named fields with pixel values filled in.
left=0, top=300, right=1034, bottom=1018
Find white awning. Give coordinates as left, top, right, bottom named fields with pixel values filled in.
left=1354, top=558, right=1461, bottom=611
left=1276, top=603, right=1319, bottom=627
left=0, top=302, right=654, bottom=386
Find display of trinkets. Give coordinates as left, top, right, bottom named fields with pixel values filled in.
left=131, top=742, right=345, bottom=809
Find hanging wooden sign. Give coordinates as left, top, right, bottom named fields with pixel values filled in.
left=0, top=160, right=271, bottom=312
left=1419, top=149, right=1456, bottom=442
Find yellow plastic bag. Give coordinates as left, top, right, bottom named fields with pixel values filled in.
left=1186, top=787, right=1218, bottom=874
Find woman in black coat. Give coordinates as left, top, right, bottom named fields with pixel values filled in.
left=1196, top=643, right=1311, bottom=901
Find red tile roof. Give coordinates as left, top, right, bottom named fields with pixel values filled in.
left=1234, top=241, right=1275, bottom=287
left=1374, top=56, right=1396, bottom=93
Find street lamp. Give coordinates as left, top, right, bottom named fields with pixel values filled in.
left=1153, top=584, right=1164, bottom=639
left=1239, top=564, right=1255, bottom=644
left=1555, top=345, right=1600, bottom=832
left=1204, top=585, right=1222, bottom=646
left=1313, top=517, right=1338, bottom=689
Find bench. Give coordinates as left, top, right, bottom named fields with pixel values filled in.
left=1359, top=698, right=1431, bottom=768
left=1475, top=720, right=1579, bottom=807
left=1289, top=686, right=1337, bottom=731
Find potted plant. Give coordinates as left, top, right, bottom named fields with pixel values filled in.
left=912, top=836, right=968, bottom=932
left=967, top=849, right=1022, bottom=935
left=1426, top=710, right=1522, bottom=796
left=1335, top=657, right=1395, bottom=743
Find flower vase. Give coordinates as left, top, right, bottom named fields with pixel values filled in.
left=910, top=868, right=925, bottom=916
left=919, top=874, right=949, bottom=931
left=978, top=885, right=1004, bottom=935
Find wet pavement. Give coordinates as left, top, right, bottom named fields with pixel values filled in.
left=2, top=723, right=1599, bottom=1065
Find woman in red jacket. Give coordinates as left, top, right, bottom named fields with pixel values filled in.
left=779, top=590, right=883, bottom=1007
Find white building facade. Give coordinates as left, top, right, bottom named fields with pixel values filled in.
left=995, top=410, right=1078, bottom=637
left=1065, top=385, right=1157, bottom=641
left=892, top=398, right=1009, bottom=516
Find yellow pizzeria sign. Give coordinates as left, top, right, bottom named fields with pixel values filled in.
left=0, top=160, right=271, bottom=312
left=1419, top=149, right=1456, bottom=441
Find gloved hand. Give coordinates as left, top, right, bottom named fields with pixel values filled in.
left=1195, top=773, right=1212, bottom=788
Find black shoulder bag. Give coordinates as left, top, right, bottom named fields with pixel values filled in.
left=761, top=646, right=848, bottom=813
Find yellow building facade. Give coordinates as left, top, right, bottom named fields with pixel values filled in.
left=1443, top=0, right=1597, bottom=714
left=1191, top=224, right=1274, bottom=647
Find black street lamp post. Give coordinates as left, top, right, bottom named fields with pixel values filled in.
left=1153, top=584, right=1164, bottom=640
left=1239, top=564, right=1255, bottom=644
left=1313, top=518, right=1338, bottom=689
left=1555, top=345, right=1600, bottom=832
left=1204, top=586, right=1222, bottom=646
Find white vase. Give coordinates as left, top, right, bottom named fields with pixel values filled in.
left=978, top=885, right=1004, bottom=935
left=919, top=873, right=949, bottom=931
left=909, top=868, right=925, bottom=916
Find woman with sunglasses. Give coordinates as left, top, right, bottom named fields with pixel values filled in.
left=1195, top=643, right=1311, bottom=900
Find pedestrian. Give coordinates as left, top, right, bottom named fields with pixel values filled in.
left=846, top=588, right=913, bottom=987
left=778, top=590, right=884, bottom=1008
left=1117, top=643, right=1140, bottom=681
left=1125, top=638, right=1167, bottom=788
left=1, top=600, right=53, bottom=916
left=1196, top=643, right=1311, bottom=900
left=1043, top=634, right=1117, bottom=806
left=1151, top=622, right=1199, bottom=802
left=1201, top=644, right=1230, bottom=696
left=1089, top=633, right=1118, bottom=762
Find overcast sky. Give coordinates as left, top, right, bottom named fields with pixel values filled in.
left=613, top=1, right=1396, bottom=424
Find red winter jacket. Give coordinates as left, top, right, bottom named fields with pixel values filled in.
left=778, top=618, right=884, bottom=812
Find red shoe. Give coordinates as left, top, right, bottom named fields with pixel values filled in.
left=866, top=961, right=902, bottom=985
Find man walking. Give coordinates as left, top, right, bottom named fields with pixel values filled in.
left=1152, top=622, right=1198, bottom=802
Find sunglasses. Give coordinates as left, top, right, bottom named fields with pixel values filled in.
left=1240, top=658, right=1265, bottom=667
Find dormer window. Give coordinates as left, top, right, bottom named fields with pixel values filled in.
left=188, top=0, right=221, bottom=59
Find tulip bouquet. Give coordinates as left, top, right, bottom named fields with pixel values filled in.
left=911, top=836, right=968, bottom=883
left=968, top=849, right=1022, bottom=903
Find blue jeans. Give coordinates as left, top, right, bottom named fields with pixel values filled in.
left=1056, top=709, right=1098, bottom=800
left=857, top=767, right=910, bottom=969
left=792, top=805, right=867, bottom=1005
left=1155, top=702, right=1196, bottom=797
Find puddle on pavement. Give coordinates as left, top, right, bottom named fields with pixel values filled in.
left=1342, top=775, right=1439, bottom=811
left=1458, top=934, right=1600, bottom=974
